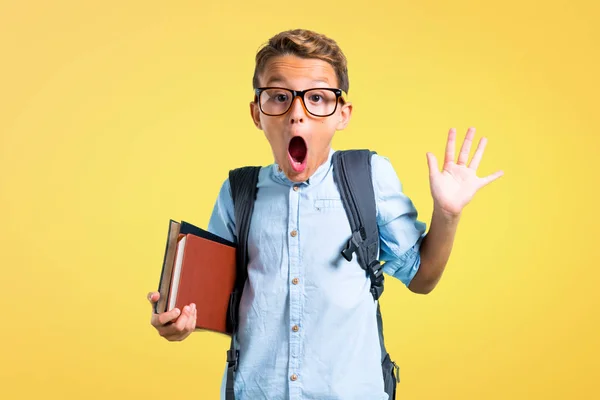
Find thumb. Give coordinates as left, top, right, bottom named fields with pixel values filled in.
left=426, top=152, right=439, bottom=177
left=147, top=291, right=160, bottom=304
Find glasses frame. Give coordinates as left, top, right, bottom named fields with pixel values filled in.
left=254, top=87, right=346, bottom=117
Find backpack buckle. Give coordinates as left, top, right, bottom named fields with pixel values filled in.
left=341, top=228, right=366, bottom=262
left=367, top=260, right=384, bottom=284
left=368, top=260, right=384, bottom=300
left=227, top=349, right=239, bottom=371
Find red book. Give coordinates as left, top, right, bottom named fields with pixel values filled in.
left=155, top=220, right=237, bottom=336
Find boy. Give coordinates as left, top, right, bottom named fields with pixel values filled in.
left=147, top=29, right=503, bottom=399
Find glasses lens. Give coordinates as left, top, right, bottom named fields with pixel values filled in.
left=259, top=89, right=292, bottom=115
left=304, top=89, right=338, bottom=116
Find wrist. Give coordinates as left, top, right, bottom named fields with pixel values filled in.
left=432, top=204, right=461, bottom=226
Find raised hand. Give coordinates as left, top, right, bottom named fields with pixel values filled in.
left=426, top=127, right=503, bottom=217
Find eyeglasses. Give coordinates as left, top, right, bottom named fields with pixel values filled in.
left=254, top=87, right=346, bottom=117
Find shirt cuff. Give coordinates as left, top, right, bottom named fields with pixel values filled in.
left=382, top=241, right=422, bottom=287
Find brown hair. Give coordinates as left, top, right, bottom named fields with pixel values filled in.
left=252, top=29, right=349, bottom=93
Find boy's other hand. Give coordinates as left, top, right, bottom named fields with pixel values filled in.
left=147, top=291, right=196, bottom=341
left=426, top=127, right=504, bottom=218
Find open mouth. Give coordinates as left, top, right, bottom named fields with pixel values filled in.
left=287, top=136, right=308, bottom=173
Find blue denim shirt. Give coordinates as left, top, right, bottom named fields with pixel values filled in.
left=208, top=148, right=427, bottom=400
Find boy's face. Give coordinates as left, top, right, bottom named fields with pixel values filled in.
left=250, top=55, right=352, bottom=183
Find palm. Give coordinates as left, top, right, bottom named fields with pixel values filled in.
left=426, top=127, right=503, bottom=216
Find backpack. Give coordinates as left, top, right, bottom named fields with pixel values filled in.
left=224, top=149, right=400, bottom=399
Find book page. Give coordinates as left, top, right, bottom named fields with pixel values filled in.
left=168, top=235, right=187, bottom=311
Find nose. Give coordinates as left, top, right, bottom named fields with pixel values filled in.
left=288, top=96, right=306, bottom=124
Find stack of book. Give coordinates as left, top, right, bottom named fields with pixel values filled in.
left=155, top=220, right=237, bottom=335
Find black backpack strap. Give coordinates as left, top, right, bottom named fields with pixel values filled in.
left=225, top=165, right=261, bottom=400
left=332, top=149, right=384, bottom=301
left=332, top=150, right=400, bottom=394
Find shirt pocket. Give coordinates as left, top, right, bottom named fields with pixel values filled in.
left=314, top=198, right=344, bottom=211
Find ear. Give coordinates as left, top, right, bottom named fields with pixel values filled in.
left=335, top=101, right=352, bottom=130
left=250, top=99, right=262, bottom=130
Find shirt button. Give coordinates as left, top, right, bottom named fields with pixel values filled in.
left=290, top=374, right=298, bottom=381
left=292, top=325, right=299, bottom=332
left=290, top=230, right=297, bottom=237
left=293, top=185, right=299, bottom=191
left=292, top=278, right=299, bottom=285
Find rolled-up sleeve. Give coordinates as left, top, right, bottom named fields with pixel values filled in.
left=207, top=177, right=237, bottom=244
left=371, top=154, right=427, bottom=286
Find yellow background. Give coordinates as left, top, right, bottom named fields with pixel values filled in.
left=1, top=1, right=598, bottom=399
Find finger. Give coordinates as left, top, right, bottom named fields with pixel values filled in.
left=153, top=307, right=181, bottom=327
left=161, top=313, right=190, bottom=338
left=478, top=170, right=504, bottom=188
left=147, top=292, right=159, bottom=305
left=444, top=128, right=457, bottom=165
left=468, top=137, right=487, bottom=170
left=158, top=308, right=190, bottom=336
left=185, top=304, right=197, bottom=332
left=457, top=127, right=476, bottom=165
left=426, top=152, right=439, bottom=177
left=172, top=305, right=193, bottom=332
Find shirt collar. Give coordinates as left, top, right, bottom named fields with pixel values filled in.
left=272, top=147, right=335, bottom=186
